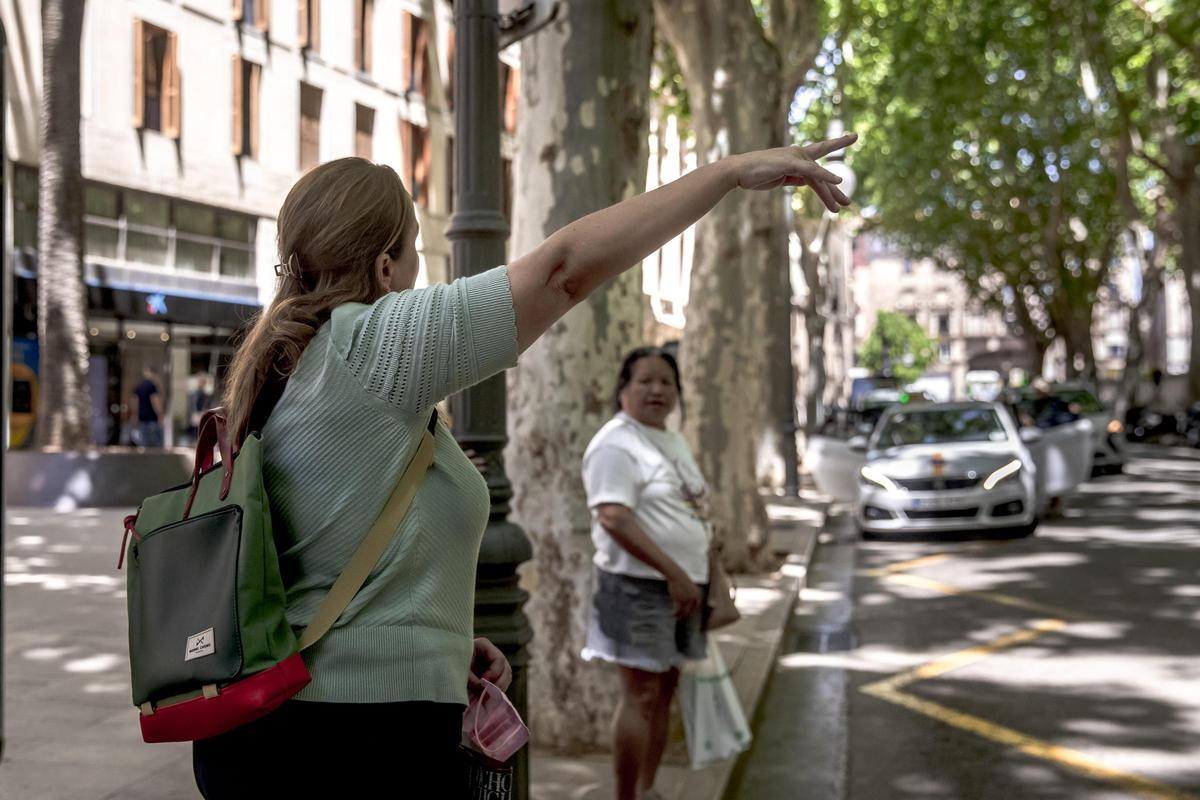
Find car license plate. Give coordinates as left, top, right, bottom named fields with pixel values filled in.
left=910, top=497, right=959, bottom=511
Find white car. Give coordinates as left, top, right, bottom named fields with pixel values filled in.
left=852, top=402, right=1041, bottom=539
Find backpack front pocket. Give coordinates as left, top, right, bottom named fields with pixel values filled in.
left=128, top=506, right=245, bottom=706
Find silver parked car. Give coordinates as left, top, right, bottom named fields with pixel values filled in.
left=852, top=402, right=1041, bottom=539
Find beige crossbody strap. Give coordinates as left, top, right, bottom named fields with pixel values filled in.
left=297, top=417, right=437, bottom=651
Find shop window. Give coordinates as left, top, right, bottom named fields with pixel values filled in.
left=402, top=12, right=429, bottom=96
left=13, top=165, right=38, bottom=252
left=298, top=0, right=320, bottom=51
left=132, top=20, right=180, bottom=138
left=356, top=103, right=375, bottom=160
left=231, top=56, right=261, bottom=158
left=500, top=64, right=519, bottom=133
left=299, top=82, right=323, bottom=171
left=354, top=0, right=374, bottom=75
left=174, top=202, right=218, bottom=274
left=401, top=119, right=431, bottom=208
left=233, top=0, right=269, bottom=32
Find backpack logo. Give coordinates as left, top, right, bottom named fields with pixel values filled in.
left=185, top=628, right=215, bottom=662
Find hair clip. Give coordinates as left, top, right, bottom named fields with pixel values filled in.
left=274, top=253, right=303, bottom=279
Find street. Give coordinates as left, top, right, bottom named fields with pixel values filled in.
left=734, top=445, right=1200, bottom=800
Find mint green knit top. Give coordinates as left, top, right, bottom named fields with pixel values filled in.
left=261, top=265, right=518, bottom=705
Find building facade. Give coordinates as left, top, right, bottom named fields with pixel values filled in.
left=3, top=0, right=518, bottom=447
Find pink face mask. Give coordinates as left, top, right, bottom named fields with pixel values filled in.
left=462, top=679, right=530, bottom=764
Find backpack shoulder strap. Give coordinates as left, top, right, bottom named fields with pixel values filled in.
left=296, top=411, right=439, bottom=651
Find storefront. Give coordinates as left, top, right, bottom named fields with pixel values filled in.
left=11, top=271, right=259, bottom=449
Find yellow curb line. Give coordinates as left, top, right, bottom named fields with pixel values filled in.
left=884, top=572, right=1091, bottom=621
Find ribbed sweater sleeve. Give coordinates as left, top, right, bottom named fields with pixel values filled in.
left=343, top=265, right=518, bottom=412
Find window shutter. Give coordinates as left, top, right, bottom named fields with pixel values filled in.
left=401, top=13, right=412, bottom=92
left=363, top=0, right=373, bottom=74
left=311, top=0, right=321, bottom=51
left=232, top=0, right=244, bottom=22
left=298, top=0, right=308, bottom=47
left=505, top=68, right=519, bottom=133
left=414, top=18, right=428, bottom=96
left=249, top=63, right=261, bottom=159
left=231, top=56, right=243, bottom=155
left=446, top=28, right=456, bottom=110
left=353, top=1, right=362, bottom=71
left=255, top=0, right=269, bottom=31
left=163, top=32, right=181, bottom=139
left=132, top=19, right=145, bottom=128
left=400, top=120, right=413, bottom=191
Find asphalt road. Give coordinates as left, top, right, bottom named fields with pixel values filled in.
left=733, top=445, right=1200, bottom=800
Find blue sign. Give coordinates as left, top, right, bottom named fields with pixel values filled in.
left=146, top=293, right=169, bottom=316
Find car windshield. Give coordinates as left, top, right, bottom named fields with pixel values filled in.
left=876, top=408, right=1007, bottom=447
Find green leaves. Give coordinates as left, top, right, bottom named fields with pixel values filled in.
left=859, top=311, right=940, bottom=383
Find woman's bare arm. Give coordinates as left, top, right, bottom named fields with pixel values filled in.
left=507, top=135, right=857, bottom=352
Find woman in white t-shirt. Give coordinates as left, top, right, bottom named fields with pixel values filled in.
left=581, top=347, right=711, bottom=800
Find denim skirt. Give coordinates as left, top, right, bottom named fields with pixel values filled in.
left=581, top=568, right=708, bottom=673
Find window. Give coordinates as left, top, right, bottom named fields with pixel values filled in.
left=902, top=257, right=913, bottom=275
left=939, top=341, right=952, bottom=362
left=401, top=120, right=431, bottom=207
left=355, top=104, right=375, bottom=160
left=132, top=20, right=180, bottom=138
left=298, top=0, right=320, bottom=51
left=402, top=12, right=430, bottom=96
left=354, top=0, right=374, bottom=74
left=299, top=83, right=322, bottom=171
left=231, top=56, right=261, bottom=158
left=14, top=168, right=256, bottom=279
left=232, top=0, right=269, bottom=32
left=499, top=64, right=519, bottom=133
left=938, top=314, right=950, bottom=337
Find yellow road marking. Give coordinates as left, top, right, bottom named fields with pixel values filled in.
left=862, top=618, right=1066, bottom=695
left=885, top=572, right=1090, bottom=621
left=865, top=552, right=951, bottom=577
left=862, top=684, right=1200, bottom=800
left=857, top=551, right=1197, bottom=799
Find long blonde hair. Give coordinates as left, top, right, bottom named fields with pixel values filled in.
left=224, top=158, right=415, bottom=443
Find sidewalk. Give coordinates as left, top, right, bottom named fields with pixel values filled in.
left=530, top=493, right=830, bottom=800
left=0, top=495, right=828, bottom=800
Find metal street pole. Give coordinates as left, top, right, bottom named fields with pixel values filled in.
left=448, top=2, right=557, bottom=797
left=1, top=16, right=8, bottom=766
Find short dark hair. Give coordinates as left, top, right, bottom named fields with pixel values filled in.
left=614, top=346, right=684, bottom=415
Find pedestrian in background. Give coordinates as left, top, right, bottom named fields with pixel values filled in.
left=130, top=367, right=164, bottom=448
left=197, top=132, right=854, bottom=795
left=581, top=346, right=711, bottom=800
left=185, top=372, right=213, bottom=443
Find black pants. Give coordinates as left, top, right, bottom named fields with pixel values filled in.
left=193, top=699, right=466, bottom=799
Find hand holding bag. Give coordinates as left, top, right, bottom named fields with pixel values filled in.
left=704, top=547, right=741, bottom=631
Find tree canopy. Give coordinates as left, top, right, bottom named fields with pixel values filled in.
left=858, top=311, right=939, bottom=383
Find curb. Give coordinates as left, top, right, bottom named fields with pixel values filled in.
left=673, top=496, right=831, bottom=800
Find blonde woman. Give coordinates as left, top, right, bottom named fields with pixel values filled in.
left=194, top=135, right=855, bottom=797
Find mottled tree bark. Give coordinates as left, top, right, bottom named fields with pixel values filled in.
left=36, top=0, right=91, bottom=449
left=506, top=0, right=654, bottom=751
left=653, top=0, right=820, bottom=568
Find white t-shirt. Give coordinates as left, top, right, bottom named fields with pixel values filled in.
left=582, top=413, right=711, bottom=583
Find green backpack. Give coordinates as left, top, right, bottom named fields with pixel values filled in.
left=120, top=408, right=435, bottom=742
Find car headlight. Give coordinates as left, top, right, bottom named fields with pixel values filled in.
left=983, top=460, right=1022, bottom=490
left=1107, top=419, right=1123, bottom=434
left=860, top=466, right=901, bottom=492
